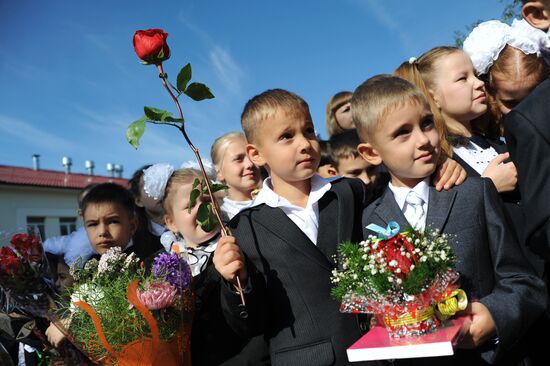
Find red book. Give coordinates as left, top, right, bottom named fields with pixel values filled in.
left=347, top=317, right=470, bottom=362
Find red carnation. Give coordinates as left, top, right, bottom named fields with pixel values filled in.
left=133, top=28, right=170, bottom=65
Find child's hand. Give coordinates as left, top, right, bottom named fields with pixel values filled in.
left=482, top=153, right=517, bottom=193
left=213, top=235, right=248, bottom=287
left=458, top=302, right=496, bottom=349
left=433, top=157, right=467, bottom=191
left=45, top=322, right=66, bottom=348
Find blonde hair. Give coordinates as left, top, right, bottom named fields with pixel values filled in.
left=162, top=168, right=203, bottom=216
left=210, top=132, right=246, bottom=170
left=394, top=46, right=463, bottom=156
left=484, top=44, right=549, bottom=134
left=325, top=91, right=353, bottom=136
left=351, top=74, right=430, bottom=143
left=241, top=89, right=311, bottom=144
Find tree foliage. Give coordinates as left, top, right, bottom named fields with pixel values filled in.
left=454, top=0, right=523, bottom=47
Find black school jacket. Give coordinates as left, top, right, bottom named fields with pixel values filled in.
left=220, top=177, right=380, bottom=366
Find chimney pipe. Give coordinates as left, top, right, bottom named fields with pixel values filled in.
left=62, top=156, right=72, bottom=174
left=106, top=163, right=114, bottom=177
left=85, top=160, right=95, bottom=176
left=32, top=154, right=40, bottom=171
left=114, top=164, right=123, bottom=178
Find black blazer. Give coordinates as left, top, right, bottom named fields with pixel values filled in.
left=504, top=79, right=550, bottom=261
left=221, top=178, right=378, bottom=366
left=451, top=137, right=543, bottom=275
left=362, top=177, right=547, bottom=365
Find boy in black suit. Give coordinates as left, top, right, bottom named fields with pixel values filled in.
left=214, top=89, right=374, bottom=366
left=355, top=75, right=546, bottom=365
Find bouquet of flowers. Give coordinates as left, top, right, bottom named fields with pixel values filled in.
left=0, top=229, right=55, bottom=316
left=54, top=247, right=194, bottom=365
left=331, top=222, right=467, bottom=338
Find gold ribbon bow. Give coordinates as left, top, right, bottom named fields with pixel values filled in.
left=435, top=289, right=468, bottom=320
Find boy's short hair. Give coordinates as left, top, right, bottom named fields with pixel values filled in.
left=80, top=183, right=136, bottom=219
left=329, top=130, right=361, bottom=168
left=241, top=89, right=311, bottom=144
left=351, top=74, right=429, bottom=142
left=318, top=139, right=335, bottom=167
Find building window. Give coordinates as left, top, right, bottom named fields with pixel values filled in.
left=59, top=217, right=77, bottom=236
left=27, top=216, right=46, bottom=240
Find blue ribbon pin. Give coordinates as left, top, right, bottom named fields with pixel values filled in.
left=366, top=221, right=400, bottom=239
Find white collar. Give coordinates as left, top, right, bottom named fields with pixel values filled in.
left=150, top=220, right=166, bottom=236
left=250, top=174, right=332, bottom=209
left=388, top=178, right=430, bottom=210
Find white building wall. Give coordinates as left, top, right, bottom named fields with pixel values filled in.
left=0, top=184, right=81, bottom=239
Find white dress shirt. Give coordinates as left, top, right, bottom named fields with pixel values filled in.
left=249, top=174, right=333, bottom=245
left=388, top=178, right=430, bottom=230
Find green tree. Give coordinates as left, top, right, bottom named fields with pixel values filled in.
left=454, top=0, right=523, bottom=46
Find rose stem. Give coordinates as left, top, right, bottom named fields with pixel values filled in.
left=156, top=63, right=246, bottom=306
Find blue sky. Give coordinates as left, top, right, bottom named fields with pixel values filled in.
left=0, top=0, right=507, bottom=178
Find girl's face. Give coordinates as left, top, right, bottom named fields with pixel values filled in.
left=430, top=51, right=487, bottom=125
left=217, top=139, right=260, bottom=200
left=164, top=181, right=219, bottom=247
left=334, top=102, right=354, bottom=130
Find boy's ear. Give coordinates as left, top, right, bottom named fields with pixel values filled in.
left=357, top=142, right=382, bottom=166
left=327, top=165, right=338, bottom=177
left=522, top=2, right=550, bottom=31
left=246, top=143, right=266, bottom=167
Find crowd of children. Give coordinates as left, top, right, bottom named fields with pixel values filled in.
left=2, top=1, right=550, bottom=365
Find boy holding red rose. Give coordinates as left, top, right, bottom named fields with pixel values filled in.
left=355, top=74, right=546, bottom=365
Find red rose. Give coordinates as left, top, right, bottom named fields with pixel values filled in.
left=10, top=233, right=42, bottom=259
left=133, top=28, right=170, bottom=65
left=0, top=246, right=23, bottom=276
left=376, top=234, right=419, bottom=278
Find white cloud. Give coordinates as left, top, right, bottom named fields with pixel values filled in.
left=209, top=46, right=245, bottom=96
left=0, top=115, right=78, bottom=151
left=350, top=0, right=416, bottom=55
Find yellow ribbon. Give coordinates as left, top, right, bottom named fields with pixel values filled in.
left=435, top=289, right=468, bottom=320
left=383, top=306, right=435, bottom=327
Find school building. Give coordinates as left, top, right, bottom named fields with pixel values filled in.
left=0, top=163, right=128, bottom=240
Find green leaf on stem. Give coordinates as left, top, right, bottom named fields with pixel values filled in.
left=164, top=116, right=184, bottom=123
left=197, top=202, right=216, bottom=232
left=126, top=116, right=147, bottom=149
left=177, top=63, right=192, bottom=92
left=184, top=83, right=215, bottom=101
left=188, top=178, right=201, bottom=213
left=144, top=106, right=173, bottom=121
left=204, top=182, right=228, bottom=194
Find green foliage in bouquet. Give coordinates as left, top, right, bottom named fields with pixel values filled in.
left=331, top=227, right=456, bottom=301
left=56, top=248, right=193, bottom=362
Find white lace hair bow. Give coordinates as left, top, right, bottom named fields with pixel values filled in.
left=180, top=159, right=217, bottom=181
left=142, top=163, right=175, bottom=200
left=463, top=19, right=548, bottom=75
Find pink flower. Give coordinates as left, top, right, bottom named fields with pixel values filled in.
left=137, top=282, right=177, bottom=310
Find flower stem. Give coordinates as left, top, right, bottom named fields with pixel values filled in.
left=156, top=64, right=245, bottom=306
